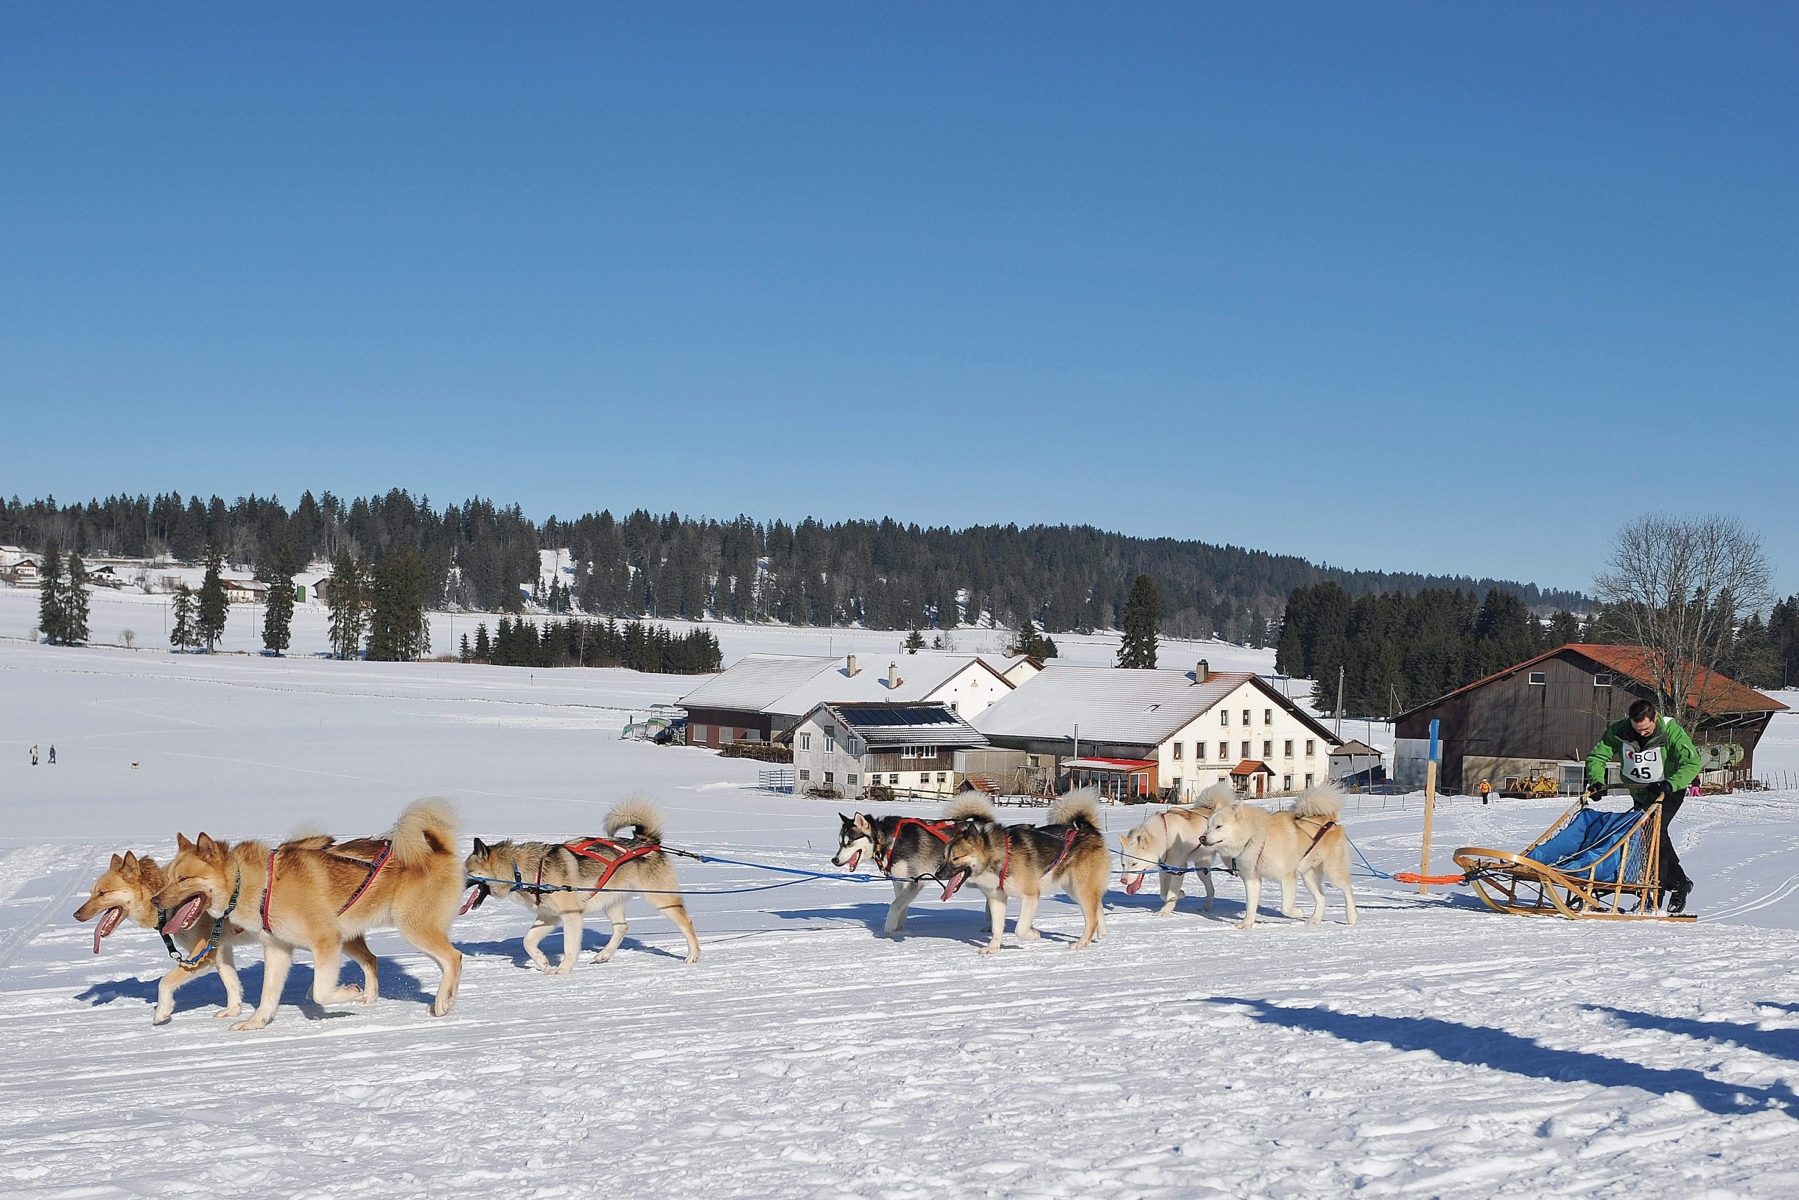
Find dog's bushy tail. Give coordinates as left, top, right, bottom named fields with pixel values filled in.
left=945, top=793, right=996, bottom=822
left=605, top=797, right=665, bottom=843
left=1194, top=780, right=1236, bottom=810
left=389, top=799, right=461, bottom=866
left=1049, top=788, right=1101, bottom=831
left=1292, top=784, right=1344, bottom=821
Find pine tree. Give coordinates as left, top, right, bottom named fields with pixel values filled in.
left=171, top=584, right=198, bottom=651
left=459, top=632, right=472, bottom=663
left=327, top=549, right=368, bottom=660
left=1116, top=574, right=1160, bottom=669
left=38, top=536, right=65, bottom=643
left=904, top=628, right=926, bottom=653
left=196, top=543, right=229, bottom=652
left=474, top=621, right=491, bottom=661
left=1006, top=615, right=1058, bottom=660
left=62, top=553, right=91, bottom=644
left=261, top=545, right=297, bottom=656
left=367, top=549, right=430, bottom=661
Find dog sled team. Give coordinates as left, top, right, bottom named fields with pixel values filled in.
left=75, top=782, right=1356, bottom=1029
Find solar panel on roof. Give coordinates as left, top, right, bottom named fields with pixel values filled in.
left=837, top=706, right=958, bottom=727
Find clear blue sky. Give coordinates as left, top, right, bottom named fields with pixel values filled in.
left=3, top=4, right=1795, bottom=596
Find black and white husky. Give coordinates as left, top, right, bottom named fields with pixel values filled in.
left=832, top=794, right=996, bottom=936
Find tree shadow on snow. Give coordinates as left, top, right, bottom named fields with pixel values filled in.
left=1205, top=996, right=1799, bottom=1119
left=75, top=955, right=429, bottom=1020
left=1592, top=1006, right=1799, bottom=1064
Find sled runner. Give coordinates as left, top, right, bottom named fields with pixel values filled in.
left=1453, top=798, right=1694, bottom=921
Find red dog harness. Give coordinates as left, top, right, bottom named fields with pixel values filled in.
left=878, top=818, right=955, bottom=872
left=998, top=827, right=1078, bottom=892
left=564, top=836, right=660, bottom=892
left=261, top=842, right=392, bottom=934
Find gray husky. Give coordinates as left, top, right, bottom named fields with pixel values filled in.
left=832, top=794, right=996, bottom=936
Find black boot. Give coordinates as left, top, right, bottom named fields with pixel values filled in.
left=1667, top=884, right=1691, bottom=915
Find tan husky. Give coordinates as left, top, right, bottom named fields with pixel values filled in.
left=941, top=790, right=1110, bottom=954
left=1201, top=784, right=1358, bottom=929
left=74, top=851, right=250, bottom=1025
left=462, top=799, right=700, bottom=973
left=1117, top=781, right=1229, bottom=914
left=156, top=800, right=464, bottom=1030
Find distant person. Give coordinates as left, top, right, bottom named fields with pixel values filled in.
left=30, top=744, right=38, bottom=766
left=48, top=744, right=56, bottom=764
left=1585, top=698, right=1701, bottom=914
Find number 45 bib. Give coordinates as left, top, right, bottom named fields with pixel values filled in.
left=1622, top=744, right=1665, bottom=785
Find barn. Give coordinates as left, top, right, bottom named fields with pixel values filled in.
left=1394, top=643, right=1787, bottom=794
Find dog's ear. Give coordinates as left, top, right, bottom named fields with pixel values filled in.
left=122, top=850, right=138, bottom=871
left=176, top=832, right=194, bottom=852
left=110, top=852, right=125, bottom=871
left=196, top=833, right=223, bottom=859
left=472, top=837, right=488, bottom=856
left=838, top=813, right=851, bottom=826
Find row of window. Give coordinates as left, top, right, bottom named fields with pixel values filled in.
left=1525, top=671, right=1613, bottom=687
left=1223, top=708, right=1276, bottom=727
left=798, top=731, right=863, bottom=756
left=796, top=770, right=950, bottom=787
left=1173, top=739, right=1315, bottom=762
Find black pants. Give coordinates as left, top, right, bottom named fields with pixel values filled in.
left=1634, top=792, right=1690, bottom=893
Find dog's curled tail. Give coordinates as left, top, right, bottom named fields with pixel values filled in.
left=945, top=793, right=996, bottom=822
left=604, top=797, right=665, bottom=844
left=1293, top=784, right=1344, bottom=822
left=1049, top=789, right=1102, bottom=831
left=1194, top=780, right=1236, bottom=809
left=389, top=799, right=462, bottom=866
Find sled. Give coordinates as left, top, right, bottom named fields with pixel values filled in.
left=1453, top=798, right=1695, bottom=921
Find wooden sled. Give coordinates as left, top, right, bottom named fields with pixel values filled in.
left=1453, top=798, right=1696, bottom=922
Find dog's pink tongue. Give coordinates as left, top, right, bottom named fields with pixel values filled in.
left=844, top=850, right=860, bottom=873
left=1124, top=874, right=1143, bottom=896
left=92, top=907, right=124, bottom=954
left=459, top=887, right=485, bottom=915
left=940, top=870, right=966, bottom=902
left=162, top=895, right=203, bottom=936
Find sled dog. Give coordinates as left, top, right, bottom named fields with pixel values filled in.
left=156, top=800, right=465, bottom=1030
left=1117, top=781, right=1230, bottom=914
left=1201, top=784, right=1358, bottom=929
left=832, top=794, right=996, bottom=936
left=941, top=790, right=1110, bottom=954
left=462, top=799, right=701, bottom=973
left=75, top=850, right=260, bottom=1024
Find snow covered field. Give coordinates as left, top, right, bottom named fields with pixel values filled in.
left=3, top=638, right=1799, bottom=1197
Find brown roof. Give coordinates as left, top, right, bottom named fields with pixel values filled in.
left=1229, top=759, right=1275, bottom=776
left=1400, top=643, right=1787, bottom=719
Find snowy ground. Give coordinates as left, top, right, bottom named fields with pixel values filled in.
left=3, top=639, right=1799, bottom=1197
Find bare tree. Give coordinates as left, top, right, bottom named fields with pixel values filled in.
left=1594, top=514, right=1773, bottom=719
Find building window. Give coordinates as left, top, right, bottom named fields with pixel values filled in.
left=825, top=734, right=836, bottom=754
left=1242, top=709, right=1251, bottom=727
left=1305, top=773, right=1314, bottom=787
left=1263, top=740, right=1273, bottom=758
left=847, top=773, right=859, bottom=785
left=1284, top=775, right=1293, bottom=791
left=889, top=773, right=900, bottom=785
left=799, top=732, right=811, bottom=751
left=1529, top=672, right=1547, bottom=686
left=1284, top=740, right=1294, bottom=757
left=1219, top=741, right=1230, bottom=760
left=798, top=769, right=810, bottom=781
left=1196, top=741, right=1207, bottom=761
left=1028, top=755, right=1040, bottom=767
left=937, top=772, right=947, bottom=783
left=1242, top=741, right=1251, bottom=760
left=1594, top=673, right=1613, bottom=687
left=1221, top=710, right=1230, bottom=727
left=824, top=771, right=835, bottom=784
left=1172, top=742, right=1183, bottom=761
left=692, top=723, right=708, bottom=744
left=1264, top=709, right=1273, bottom=726
left=1305, top=740, right=1315, bottom=757
left=920, top=773, right=932, bottom=785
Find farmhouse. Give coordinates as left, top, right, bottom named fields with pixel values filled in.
left=790, top=702, right=988, bottom=799
left=222, top=578, right=270, bottom=605
left=1328, top=739, right=1385, bottom=784
left=972, top=660, right=1342, bottom=800
left=678, top=651, right=1019, bottom=750
left=1394, top=643, right=1788, bottom=794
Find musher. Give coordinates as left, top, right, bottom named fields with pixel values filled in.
left=1584, top=697, right=1701, bottom=914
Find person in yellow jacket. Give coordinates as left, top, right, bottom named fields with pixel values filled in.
left=1585, top=698, right=1702, bottom=913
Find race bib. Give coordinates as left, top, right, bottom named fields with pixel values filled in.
left=1622, top=745, right=1664, bottom=785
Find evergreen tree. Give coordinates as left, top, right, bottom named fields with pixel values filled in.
left=170, top=585, right=199, bottom=651
left=1544, top=609, right=1582, bottom=650
left=327, top=549, right=368, bottom=660
left=1006, top=615, right=1058, bottom=660
left=37, top=536, right=64, bottom=643
left=474, top=621, right=491, bottom=661
left=459, top=632, right=472, bottom=662
left=903, top=629, right=926, bottom=653
left=196, top=543, right=229, bottom=651
left=62, top=553, right=90, bottom=644
left=1116, top=574, right=1160, bottom=669
left=367, top=548, right=431, bottom=661
left=261, top=545, right=297, bottom=656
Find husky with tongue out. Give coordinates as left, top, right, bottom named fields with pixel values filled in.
left=940, top=790, right=1110, bottom=955
left=74, top=850, right=248, bottom=1025
left=154, top=800, right=465, bottom=1031
left=830, top=794, right=996, bottom=937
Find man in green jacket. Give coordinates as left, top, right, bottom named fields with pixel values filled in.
left=1584, top=698, right=1701, bottom=913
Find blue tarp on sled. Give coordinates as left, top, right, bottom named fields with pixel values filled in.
left=1523, top=807, right=1651, bottom=884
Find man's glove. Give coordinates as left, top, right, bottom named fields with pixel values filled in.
left=1583, top=781, right=1607, bottom=805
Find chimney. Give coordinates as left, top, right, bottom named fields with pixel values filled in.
left=888, top=661, right=900, bottom=689
left=1195, top=659, right=1209, bottom=684
left=846, top=654, right=858, bottom=677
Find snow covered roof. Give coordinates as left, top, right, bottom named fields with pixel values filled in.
left=1331, top=740, right=1383, bottom=757
left=678, top=654, right=839, bottom=711
left=806, top=702, right=988, bottom=749
left=973, top=663, right=1339, bottom=748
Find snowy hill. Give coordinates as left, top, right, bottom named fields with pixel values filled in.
left=2, top=639, right=1798, bottom=1196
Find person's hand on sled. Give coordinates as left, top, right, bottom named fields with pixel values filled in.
left=1582, top=781, right=1607, bottom=806
left=1635, top=780, right=1676, bottom=808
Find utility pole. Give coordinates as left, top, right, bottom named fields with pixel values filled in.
left=1336, top=665, right=1344, bottom=739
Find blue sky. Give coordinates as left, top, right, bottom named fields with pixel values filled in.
left=3, top=4, right=1794, bottom=596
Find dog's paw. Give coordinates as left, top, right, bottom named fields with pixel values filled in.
left=1234, top=919, right=1255, bottom=931
left=978, top=944, right=1001, bottom=956
left=1018, top=927, right=1041, bottom=941
left=431, top=996, right=456, bottom=1017
left=553, top=963, right=575, bottom=976
left=230, top=1015, right=271, bottom=1032
left=213, top=1006, right=242, bottom=1019
left=153, top=1011, right=173, bottom=1026
left=684, top=952, right=700, bottom=964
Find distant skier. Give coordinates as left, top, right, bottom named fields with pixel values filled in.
left=1584, top=698, right=1701, bottom=914
left=30, top=744, right=38, bottom=766
left=48, top=744, right=56, bottom=764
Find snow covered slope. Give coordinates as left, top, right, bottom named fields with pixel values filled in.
left=2, top=640, right=1797, bottom=1197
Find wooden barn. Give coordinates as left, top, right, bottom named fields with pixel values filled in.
left=1395, top=643, right=1787, bottom=794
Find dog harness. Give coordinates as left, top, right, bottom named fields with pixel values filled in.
left=168, top=870, right=241, bottom=969
left=996, top=826, right=1079, bottom=892
left=876, top=818, right=955, bottom=872
left=1246, top=819, right=1338, bottom=879
left=564, top=836, right=660, bottom=892
left=261, top=841, right=392, bottom=934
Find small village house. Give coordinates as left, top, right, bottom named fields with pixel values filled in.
left=1328, top=739, right=1385, bottom=785
left=789, top=702, right=988, bottom=799
left=222, top=578, right=270, bottom=605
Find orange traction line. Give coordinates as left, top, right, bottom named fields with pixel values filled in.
left=1392, top=871, right=1467, bottom=885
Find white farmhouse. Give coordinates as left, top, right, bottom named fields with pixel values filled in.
left=973, top=659, right=1342, bottom=800
left=789, top=702, right=988, bottom=799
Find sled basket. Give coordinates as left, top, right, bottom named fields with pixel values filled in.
left=1453, top=799, right=1693, bottom=921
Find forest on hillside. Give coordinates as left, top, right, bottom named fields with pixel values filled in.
left=1, top=489, right=1588, bottom=639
